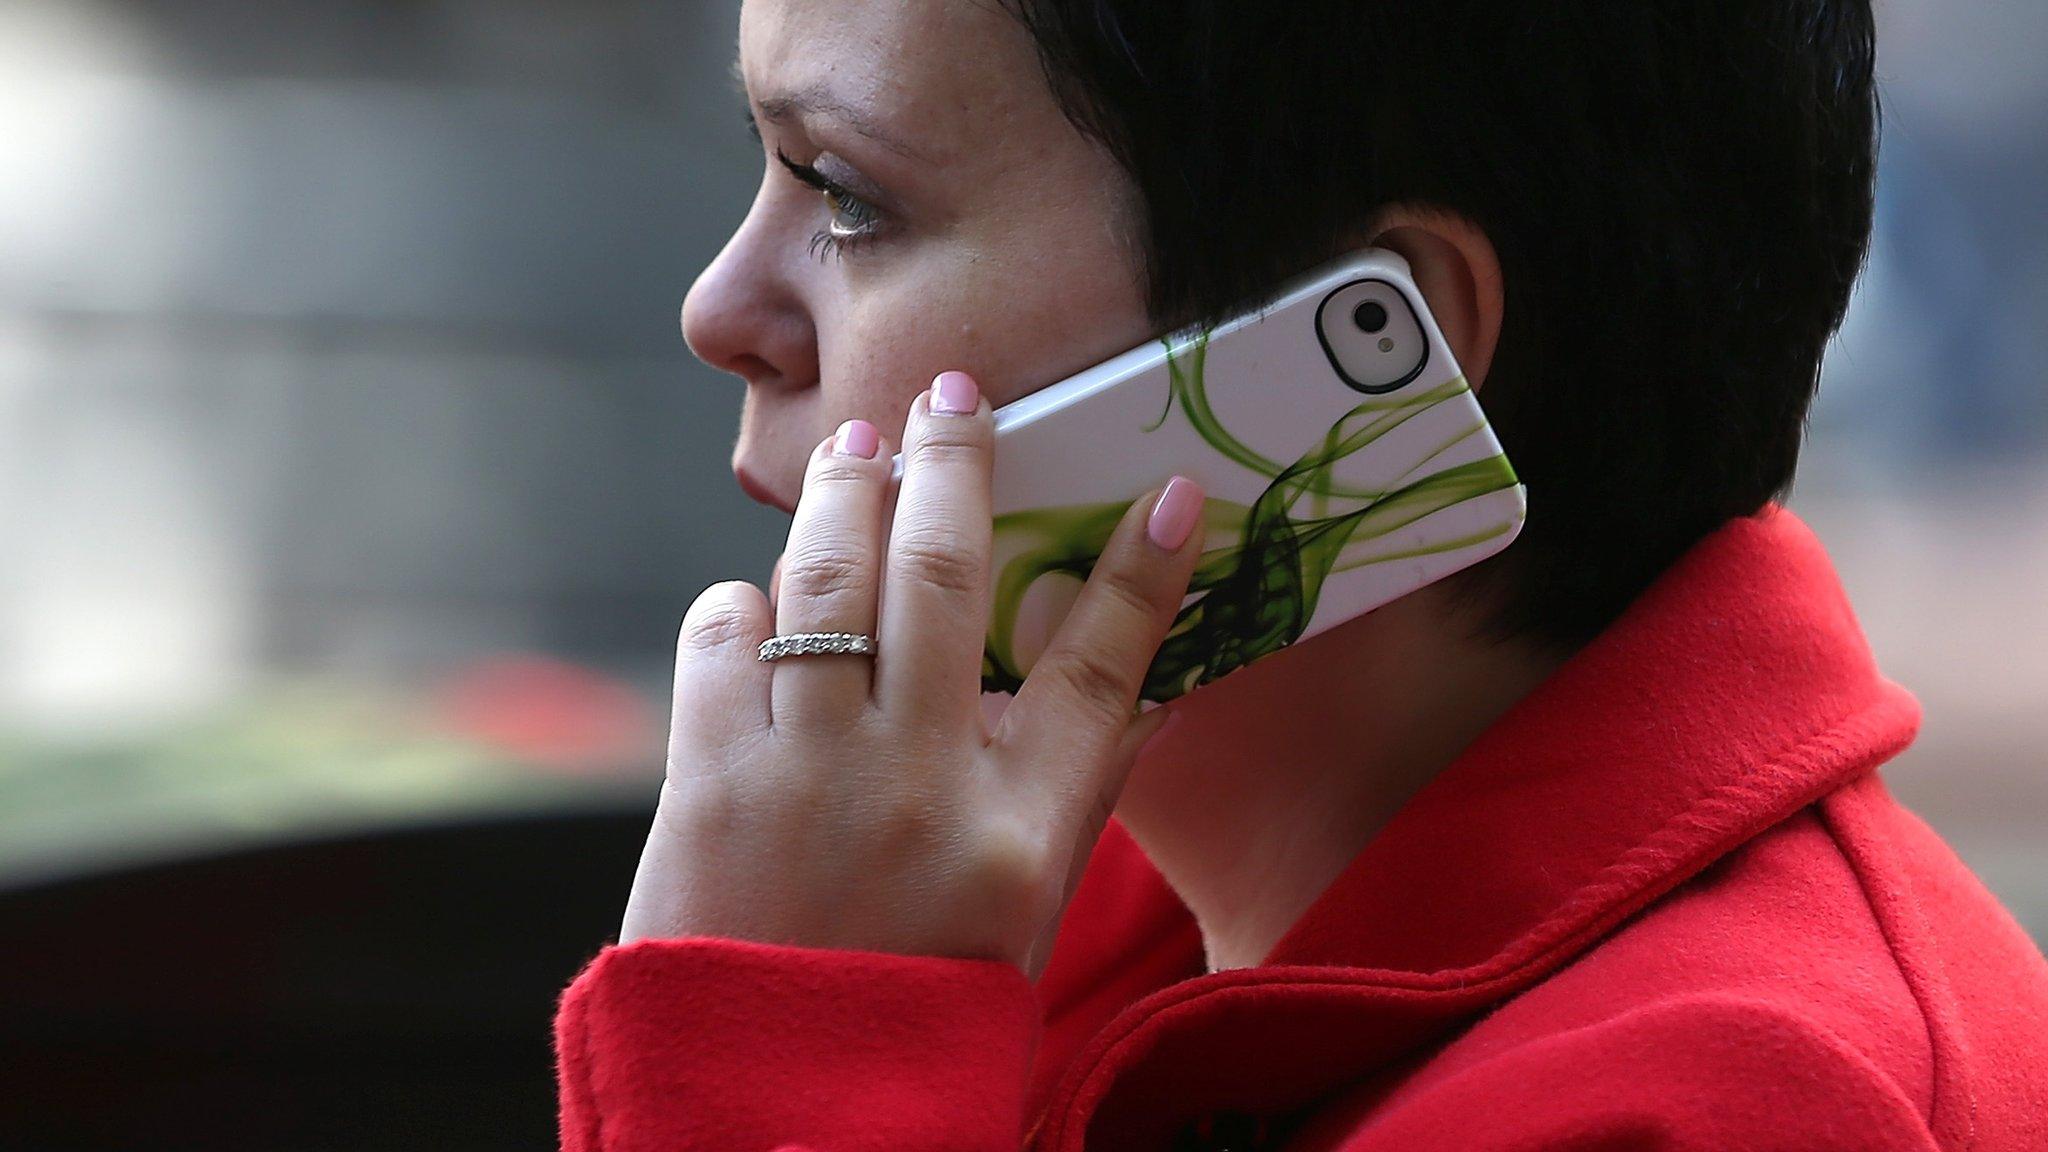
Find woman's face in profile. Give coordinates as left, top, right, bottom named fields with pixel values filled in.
left=682, top=0, right=1153, bottom=513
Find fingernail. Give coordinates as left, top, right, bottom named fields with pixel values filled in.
left=1147, top=475, right=1203, bottom=551
left=833, top=418, right=879, bottom=459
left=930, top=370, right=979, bottom=415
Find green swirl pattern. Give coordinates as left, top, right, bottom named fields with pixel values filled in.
left=984, top=329, right=1521, bottom=704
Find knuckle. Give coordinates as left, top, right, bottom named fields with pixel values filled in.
left=1093, top=557, right=1161, bottom=624
left=965, top=818, right=1053, bottom=906
left=778, top=546, right=871, bottom=605
left=807, top=456, right=878, bottom=490
left=1045, top=645, right=1136, bottom=724
left=895, top=531, right=982, bottom=599
left=877, top=793, right=949, bottom=850
left=680, top=582, right=765, bottom=651
left=658, top=772, right=738, bottom=838
left=910, top=427, right=990, bottom=469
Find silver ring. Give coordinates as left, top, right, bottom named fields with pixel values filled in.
left=758, top=631, right=877, bottom=662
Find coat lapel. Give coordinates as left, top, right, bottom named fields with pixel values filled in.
left=1027, top=507, right=1922, bottom=1150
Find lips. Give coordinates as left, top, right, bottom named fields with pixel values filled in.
left=734, top=464, right=796, bottom=514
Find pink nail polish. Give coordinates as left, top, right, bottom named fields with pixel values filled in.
left=833, top=418, right=880, bottom=459
left=931, top=371, right=979, bottom=415
left=1147, top=476, right=1203, bottom=551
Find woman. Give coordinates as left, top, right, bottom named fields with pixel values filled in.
left=555, top=1, right=2048, bottom=1149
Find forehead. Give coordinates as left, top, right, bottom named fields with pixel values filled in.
left=738, top=0, right=1041, bottom=163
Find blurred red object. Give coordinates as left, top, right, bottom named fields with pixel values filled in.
left=430, top=654, right=658, bottom=774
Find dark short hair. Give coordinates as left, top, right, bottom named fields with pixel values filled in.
left=1004, top=1, right=1880, bottom=648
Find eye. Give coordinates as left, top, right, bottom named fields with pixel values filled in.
left=818, top=185, right=880, bottom=238
left=774, top=147, right=886, bottom=262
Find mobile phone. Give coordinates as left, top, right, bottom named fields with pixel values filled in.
left=904, top=248, right=1525, bottom=706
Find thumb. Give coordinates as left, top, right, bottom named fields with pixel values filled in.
left=1090, top=704, right=1177, bottom=844
left=1112, top=704, right=1177, bottom=776
left=1080, top=705, right=1180, bottom=891
left=1026, top=705, right=1179, bottom=983
left=995, top=474, right=1206, bottom=773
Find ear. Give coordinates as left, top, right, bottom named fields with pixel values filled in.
left=1361, top=207, right=1504, bottom=391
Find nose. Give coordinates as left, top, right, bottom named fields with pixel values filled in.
left=680, top=203, right=819, bottom=390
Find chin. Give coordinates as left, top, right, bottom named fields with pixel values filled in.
left=733, top=460, right=797, bottom=515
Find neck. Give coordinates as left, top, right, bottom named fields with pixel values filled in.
left=1112, top=586, right=1569, bottom=972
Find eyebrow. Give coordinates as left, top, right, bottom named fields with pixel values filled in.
left=729, top=58, right=929, bottom=162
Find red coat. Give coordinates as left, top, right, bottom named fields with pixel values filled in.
left=553, top=508, right=2048, bottom=1150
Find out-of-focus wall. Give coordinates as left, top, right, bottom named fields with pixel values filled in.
left=3, top=1, right=762, bottom=712
left=1, top=2, right=2043, bottom=936
left=1796, top=1, right=2048, bottom=939
left=1, top=1, right=769, bottom=880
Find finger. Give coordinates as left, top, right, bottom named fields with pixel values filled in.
left=771, top=419, right=892, bottom=722
left=874, top=371, right=994, bottom=722
left=672, top=579, right=775, bottom=750
left=993, top=476, right=1205, bottom=803
left=870, top=467, right=902, bottom=616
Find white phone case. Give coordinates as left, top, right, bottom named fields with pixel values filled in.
left=904, top=248, right=1526, bottom=705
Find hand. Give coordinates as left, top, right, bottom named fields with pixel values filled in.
left=620, top=370, right=1206, bottom=979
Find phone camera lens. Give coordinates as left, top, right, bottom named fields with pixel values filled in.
left=1352, top=300, right=1389, bottom=334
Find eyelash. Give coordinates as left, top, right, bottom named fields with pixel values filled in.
left=762, top=135, right=885, bottom=263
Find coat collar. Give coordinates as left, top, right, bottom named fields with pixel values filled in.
left=1027, top=507, right=1922, bottom=1150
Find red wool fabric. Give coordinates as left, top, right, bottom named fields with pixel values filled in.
left=554, top=508, right=2048, bottom=1150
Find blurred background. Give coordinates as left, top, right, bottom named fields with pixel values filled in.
left=1, top=1, right=2043, bottom=1147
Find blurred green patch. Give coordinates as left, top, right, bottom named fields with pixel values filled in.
left=0, top=668, right=657, bottom=888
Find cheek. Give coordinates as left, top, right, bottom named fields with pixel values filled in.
left=802, top=168, right=1151, bottom=457
left=821, top=252, right=1147, bottom=434
left=942, top=189, right=1153, bottom=402
left=955, top=260, right=1148, bottom=402
left=820, top=287, right=996, bottom=439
